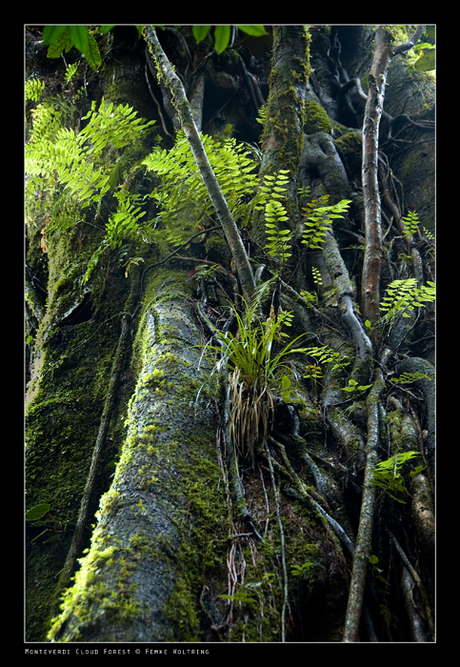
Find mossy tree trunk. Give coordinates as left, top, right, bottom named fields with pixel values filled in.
left=25, top=25, right=435, bottom=644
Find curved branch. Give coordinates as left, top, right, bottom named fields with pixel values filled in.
left=144, top=26, right=256, bottom=302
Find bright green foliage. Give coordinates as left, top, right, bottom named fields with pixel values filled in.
left=391, top=371, right=431, bottom=385
left=43, top=26, right=103, bottom=70
left=370, top=451, right=421, bottom=504
left=26, top=96, right=156, bottom=281
left=341, top=378, right=372, bottom=393
left=105, top=193, right=147, bottom=249
left=25, top=78, right=45, bottom=102
left=401, top=210, right=420, bottom=240
left=64, top=62, right=79, bottom=83
left=42, top=25, right=267, bottom=70
left=202, top=295, right=309, bottom=456
left=379, top=278, right=435, bottom=326
left=26, top=98, right=155, bottom=212
left=301, top=195, right=351, bottom=250
left=143, top=131, right=260, bottom=246
left=255, top=169, right=292, bottom=263
left=311, top=266, right=322, bottom=286
left=304, top=345, right=350, bottom=372
left=193, top=25, right=268, bottom=54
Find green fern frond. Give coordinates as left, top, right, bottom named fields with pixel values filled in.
left=105, top=194, right=146, bottom=249
left=25, top=78, right=45, bottom=102
left=301, top=195, right=351, bottom=250
left=379, top=278, right=435, bottom=326
left=401, top=210, right=420, bottom=240
left=143, top=130, right=259, bottom=243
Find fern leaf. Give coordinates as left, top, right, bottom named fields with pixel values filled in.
left=401, top=210, right=420, bottom=240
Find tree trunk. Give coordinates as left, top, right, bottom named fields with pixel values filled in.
left=25, top=24, right=435, bottom=644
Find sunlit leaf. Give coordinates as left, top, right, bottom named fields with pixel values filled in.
left=193, top=25, right=211, bottom=43
left=42, top=25, right=66, bottom=45
left=69, top=25, right=88, bottom=54
left=214, top=25, right=231, bottom=54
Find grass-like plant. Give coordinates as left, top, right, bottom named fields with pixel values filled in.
left=206, top=297, right=309, bottom=458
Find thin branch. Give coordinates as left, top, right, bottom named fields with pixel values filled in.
left=392, top=25, right=425, bottom=56
left=343, top=369, right=385, bottom=642
left=143, top=26, right=256, bottom=303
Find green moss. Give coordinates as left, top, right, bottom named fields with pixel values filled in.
left=304, top=100, right=332, bottom=135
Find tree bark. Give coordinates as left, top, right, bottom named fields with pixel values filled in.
left=361, top=27, right=391, bottom=328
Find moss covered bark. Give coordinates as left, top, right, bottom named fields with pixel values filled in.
left=47, top=269, right=228, bottom=641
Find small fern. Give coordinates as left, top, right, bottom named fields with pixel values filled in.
left=401, top=210, right=420, bottom=240
left=391, top=371, right=431, bottom=385
left=379, top=279, right=435, bottom=326
left=105, top=193, right=147, bottom=249
left=370, top=451, right=421, bottom=504
left=301, top=195, right=351, bottom=250
left=311, top=266, right=322, bottom=286
left=25, top=78, right=45, bottom=102
left=254, top=169, right=293, bottom=263
left=304, top=345, right=350, bottom=372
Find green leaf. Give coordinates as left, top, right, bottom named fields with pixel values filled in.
left=281, top=375, right=291, bottom=390
left=26, top=503, right=50, bottom=522
left=46, top=27, right=73, bottom=58
left=414, top=48, right=435, bottom=72
left=42, top=25, right=67, bottom=45
left=85, top=32, right=102, bottom=70
left=69, top=25, right=88, bottom=54
left=237, top=25, right=268, bottom=37
left=214, top=25, right=231, bottom=54
left=193, top=25, right=211, bottom=43
left=100, top=25, right=115, bottom=33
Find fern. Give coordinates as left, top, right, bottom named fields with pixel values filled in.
left=301, top=195, right=351, bottom=250
left=26, top=97, right=157, bottom=281
left=105, top=193, right=147, bottom=249
left=254, top=169, right=293, bottom=263
left=304, top=345, right=350, bottom=372
left=401, top=210, right=420, bottom=240
left=143, top=131, right=259, bottom=245
left=391, top=371, right=430, bottom=385
left=26, top=99, right=155, bottom=215
left=379, top=279, right=435, bottom=326
left=370, top=451, right=420, bottom=503
left=25, top=78, right=45, bottom=102
left=311, top=266, right=322, bottom=286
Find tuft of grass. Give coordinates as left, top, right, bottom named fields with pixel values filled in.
left=204, top=296, right=309, bottom=458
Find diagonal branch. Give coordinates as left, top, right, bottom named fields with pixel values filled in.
left=143, top=26, right=256, bottom=302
